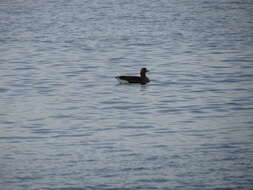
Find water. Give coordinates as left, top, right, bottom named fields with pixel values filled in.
left=1, top=0, right=253, bottom=189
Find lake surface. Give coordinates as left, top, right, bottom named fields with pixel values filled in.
left=1, top=0, right=253, bottom=189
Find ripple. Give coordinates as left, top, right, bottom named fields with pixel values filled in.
left=117, top=125, right=154, bottom=129
left=0, top=88, right=9, bottom=93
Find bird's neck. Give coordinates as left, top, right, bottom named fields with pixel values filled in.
left=140, top=72, right=146, bottom=78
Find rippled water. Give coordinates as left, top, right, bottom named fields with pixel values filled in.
left=1, top=0, right=253, bottom=189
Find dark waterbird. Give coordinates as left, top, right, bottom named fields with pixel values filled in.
left=115, top=68, right=150, bottom=85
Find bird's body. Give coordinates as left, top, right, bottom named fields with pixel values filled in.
left=115, top=68, right=150, bottom=85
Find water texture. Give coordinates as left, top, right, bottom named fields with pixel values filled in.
left=1, top=0, right=253, bottom=189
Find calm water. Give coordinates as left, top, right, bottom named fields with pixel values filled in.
left=1, top=0, right=253, bottom=189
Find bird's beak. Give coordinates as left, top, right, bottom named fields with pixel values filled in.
left=146, top=69, right=150, bottom=72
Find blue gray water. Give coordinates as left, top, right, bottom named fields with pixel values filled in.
left=1, top=0, right=253, bottom=189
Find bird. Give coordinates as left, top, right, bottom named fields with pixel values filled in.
left=115, top=68, right=150, bottom=85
